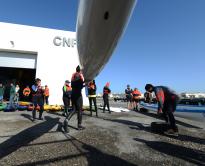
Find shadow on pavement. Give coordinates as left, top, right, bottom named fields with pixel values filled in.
left=138, top=111, right=202, bottom=129
left=134, top=137, right=205, bottom=165
left=17, top=133, right=137, bottom=166
left=0, top=116, right=60, bottom=159
left=107, top=119, right=205, bottom=145
left=21, top=113, right=33, bottom=122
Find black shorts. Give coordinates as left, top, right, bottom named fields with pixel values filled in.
left=126, top=95, right=132, bottom=102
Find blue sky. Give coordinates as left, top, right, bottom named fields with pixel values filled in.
left=0, top=0, right=204, bottom=93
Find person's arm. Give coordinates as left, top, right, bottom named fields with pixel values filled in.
left=108, top=88, right=111, bottom=94
left=155, top=88, right=164, bottom=113
left=23, top=89, right=26, bottom=95
left=32, top=85, right=37, bottom=92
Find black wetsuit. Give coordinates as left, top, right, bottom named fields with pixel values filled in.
left=66, top=77, right=84, bottom=127
left=125, top=88, right=132, bottom=102
left=31, top=85, right=44, bottom=120
left=154, top=86, right=179, bottom=131
left=62, top=85, right=72, bottom=115
left=103, top=86, right=111, bottom=113
left=88, top=83, right=97, bottom=116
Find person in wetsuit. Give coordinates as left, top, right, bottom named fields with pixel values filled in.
left=145, top=84, right=179, bottom=136
left=103, top=82, right=111, bottom=114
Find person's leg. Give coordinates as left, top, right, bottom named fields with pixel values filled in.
left=17, top=94, right=19, bottom=104
left=0, top=96, right=3, bottom=104
left=68, top=97, right=71, bottom=109
left=63, top=96, right=69, bottom=116
left=67, top=97, right=77, bottom=120
left=32, top=96, right=37, bottom=120
left=76, top=96, right=83, bottom=129
left=89, top=97, right=92, bottom=116
left=9, top=94, right=14, bottom=108
left=93, top=97, right=98, bottom=116
left=133, top=100, right=136, bottom=110
left=106, top=97, right=111, bottom=113
left=103, top=96, right=106, bottom=113
left=167, top=100, right=177, bottom=131
left=45, top=96, right=48, bottom=105
left=38, top=97, right=44, bottom=120
left=63, top=99, right=76, bottom=133
left=162, top=102, right=169, bottom=123
left=136, top=99, right=140, bottom=111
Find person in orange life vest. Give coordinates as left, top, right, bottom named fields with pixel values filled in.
left=23, top=86, right=31, bottom=101
left=66, top=65, right=85, bottom=130
left=44, top=85, right=49, bottom=105
left=31, top=78, right=44, bottom=121
left=132, top=88, right=141, bottom=111
left=145, top=84, right=179, bottom=136
left=62, top=80, right=72, bottom=116
left=88, top=80, right=97, bottom=117
left=103, top=82, right=111, bottom=114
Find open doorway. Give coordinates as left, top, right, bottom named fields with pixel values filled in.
left=0, top=67, right=36, bottom=101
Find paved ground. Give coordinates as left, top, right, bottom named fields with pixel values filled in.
left=0, top=100, right=204, bottom=166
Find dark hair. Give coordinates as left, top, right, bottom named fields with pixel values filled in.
left=145, top=84, right=153, bottom=91
left=35, top=78, right=41, bottom=85
left=76, top=65, right=81, bottom=72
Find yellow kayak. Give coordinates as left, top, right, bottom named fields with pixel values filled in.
left=19, top=101, right=31, bottom=106
left=50, top=105, right=62, bottom=111
left=44, top=105, right=52, bottom=111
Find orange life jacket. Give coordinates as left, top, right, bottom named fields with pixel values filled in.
left=88, top=82, right=95, bottom=90
left=23, top=87, right=31, bottom=96
left=66, top=85, right=72, bottom=91
left=44, top=88, right=49, bottom=96
left=132, top=90, right=141, bottom=99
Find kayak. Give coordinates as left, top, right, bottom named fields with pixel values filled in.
left=17, top=105, right=28, bottom=111
left=50, top=105, right=62, bottom=111
left=44, top=105, right=52, bottom=111
left=0, top=103, right=7, bottom=111
left=4, top=105, right=16, bottom=112
left=18, top=101, right=31, bottom=106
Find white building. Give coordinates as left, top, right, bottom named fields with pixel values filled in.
left=0, top=22, right=88, bottom=105
left=180, top=92, right=205, bottom=99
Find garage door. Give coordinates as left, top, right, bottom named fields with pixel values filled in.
left=0, top=51, right=37, bottom=69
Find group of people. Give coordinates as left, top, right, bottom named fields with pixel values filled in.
left=61, top=67, right=112, bottom=129
left=125, top=85, right=142, bottom=111
left=124, top=83, right=179, bottom=135
left=1, top=65, right=180, bottom=135
left=0, top=82, right=50, bottom=108
left=0, top=82, right=20, bottom=108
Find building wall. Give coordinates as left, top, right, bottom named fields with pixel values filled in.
left=0, top=22, right=88, bottom=105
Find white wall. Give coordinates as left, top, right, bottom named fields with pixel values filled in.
left=0, top=22, right=89, bottom=105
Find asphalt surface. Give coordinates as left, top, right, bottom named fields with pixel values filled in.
left=0, top=99, right=204, bottom=166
